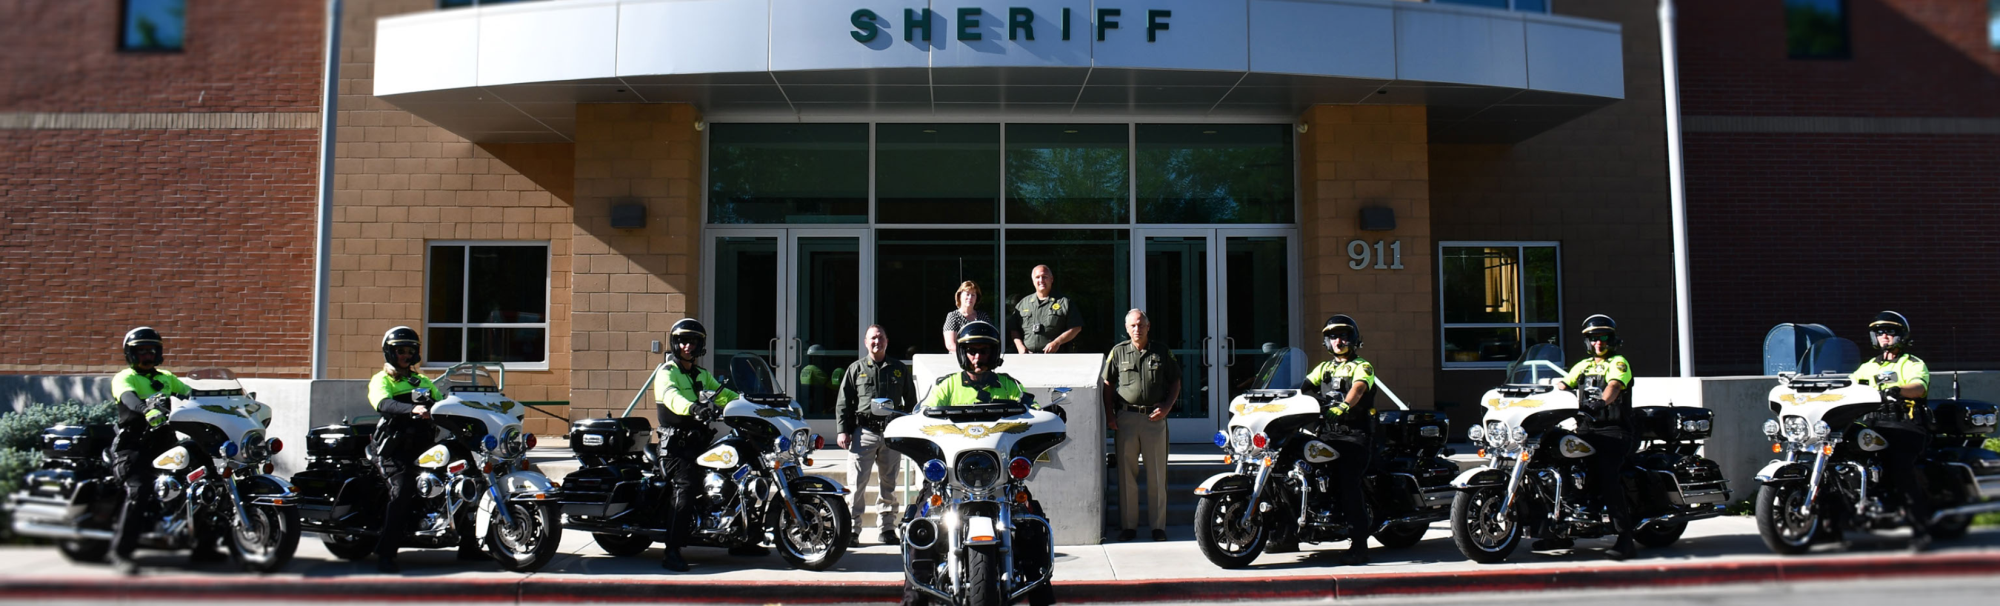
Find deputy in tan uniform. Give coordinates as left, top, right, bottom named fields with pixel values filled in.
left=1012, top=265, right=1083, bottom=354
left=1101, top=309, right=1181, bottom=542
left=836, top=325, right=918, bottom=546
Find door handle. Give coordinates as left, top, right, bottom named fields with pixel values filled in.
left=768, top=337, right=780, bottom=365
left=1224, top=337, right=1237, bottom=368
left=792, top=338, right=804, bottom=369
left=1200, top=337, right=1212, bottom=368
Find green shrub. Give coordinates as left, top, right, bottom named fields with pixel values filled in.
left=0, top=401, right=117, bottom=452
left=1977, top=438, right=2000, bottom=527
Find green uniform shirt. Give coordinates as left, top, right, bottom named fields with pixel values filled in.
left=925, top=372, right=1026, bottom=407
left=655, top=363, right=740, bottom=416
left=1853, top=352, right=1930, bottom=422
left=1303, top=357, right=1376, bottom=420
left=112, top=368, right=191, bottom=402
left=1014, top=292, right=1080, bottom=353
left=1101, top=339, right=1180, bottom=409
left=367, top=370, right=439, bottom=411
left=837, top=357, right=918, bottom=434
left=1561, top=355, right=1633, bottom=392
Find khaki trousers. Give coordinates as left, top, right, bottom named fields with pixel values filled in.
left=848, top=427, right=903, bottom=531
left=1115, top=409, right=1170, bottom=531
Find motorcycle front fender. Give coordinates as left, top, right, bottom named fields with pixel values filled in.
left=787, top=474, right=849, bottom=496
left=1193, top=473, right=1254, bottom=496
left=1755, top=460, right=1810, bottom=484
left=497, top=470, right=557, bottom=501
left=238, top=474, right=299, bottom=506
left=1451, top=466, right=1509, bottom=490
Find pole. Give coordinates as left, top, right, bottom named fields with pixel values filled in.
left=310, top=0, right=343, bottom=379
left=1660, top=0, right=1695, bottom=378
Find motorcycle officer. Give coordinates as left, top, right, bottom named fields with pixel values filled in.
left=107, top=327, right=197, bottom=574
left=927, top=321, right=1027, bottom=406
left=652, top=318, right=746, bottom=571
left=1848, top=311, right=1933, bottom=551
left=1551, top=314, right=1638, bottom=560
left=367, top=326, right=472, bottom=573
left=1298, top=315, right=1377, bottom=566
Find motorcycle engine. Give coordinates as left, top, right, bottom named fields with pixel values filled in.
left=703, top=471, right=736, bottom=502
left=417, top=472, right=447, bottom=499
left=152, top=475, right=184, bottom=501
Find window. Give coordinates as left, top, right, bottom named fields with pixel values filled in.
left=1785, top=0, right=1850, bottom=59
left=1990, top=0, right=1999, bottom=51
left=1005, top=124, right=1130, bottom=224
left=708, top=124, right=868, bottom=224
left=1136, top=124, right=1295, bottom=224
left=121, top=0, right=185, bottom=51
left=427, top=242, right=551, bottom=369
left=877, top=124, right=1001, bottom=224
left=876, top=230, right=999, bottom=357
left=1439, top=243, right=1560, bottom=368
left=1431, top=0, right=1550, bottom=12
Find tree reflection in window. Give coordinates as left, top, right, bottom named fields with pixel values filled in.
left=122, top=0, right=185, bottom=51
left=1137, top=124, right=1294, bottom=224
left=1005, top=124, right=1130, bottom=224
left=708, top=124, right=868, bottom=224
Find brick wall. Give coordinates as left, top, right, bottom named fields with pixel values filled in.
left=0, top=0, right=324, bottom=113
left=330, top=0, right=575, bottom=405
left=1298, top=105, right=1436, bottom=411
left=1679, top=0, right=2000, bottom=118
left=566, top=103, right=703, bottom=422
left=1429, top=0, right=1675, bottom=412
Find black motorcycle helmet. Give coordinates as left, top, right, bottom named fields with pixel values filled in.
left=1321, top=314, right=1361, bottom=355
left=669, top=318, right=709, bottom=360
left=1580, top=314, right=1621, bottom=352
left=1868, top=311, right=1911, bottom=351
left=954, top=320, right=1005, bottom=372
left=381, top=326, right=422, bottom=366
left=122, top=326, right=164, bottom=367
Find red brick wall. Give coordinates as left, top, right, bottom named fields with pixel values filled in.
left=1678, top=0, right=2000, bottom=118
left=0, top=129, right=322, bottom=375
left=1683, top=133, right=2000, bottom=375
left=0, top=1, right=325, bottom=376
left=0, top=0, right=325, bottom=113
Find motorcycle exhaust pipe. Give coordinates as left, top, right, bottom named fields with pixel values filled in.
left=905, top=517, right=938, bottom=551
left=12, top=519, right=115, bottom=542
left=1931, top=500, right=2000, bottom=524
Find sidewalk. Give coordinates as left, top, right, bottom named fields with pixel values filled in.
left=2, top=517, right=1996, bottom=603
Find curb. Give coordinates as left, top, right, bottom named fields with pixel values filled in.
left=2, top=552, right=1998, bottom=603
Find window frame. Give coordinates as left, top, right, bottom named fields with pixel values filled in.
left=118, top=0, right=187, bottom=53
left=423, top=240, right=553, bottom=371
left=1436, top=241, right=1563, bottom=370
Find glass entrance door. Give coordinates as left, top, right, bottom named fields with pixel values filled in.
left=706, top=230, right=868, bottom=436
left=1135, top=229, right=1295, bottom=443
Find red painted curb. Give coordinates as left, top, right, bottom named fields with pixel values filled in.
left=0, top=552, right=1995, bottom=603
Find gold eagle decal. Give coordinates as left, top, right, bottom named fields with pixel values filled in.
left=1485, top=398, right=1547, bottom=410
left=1778, top=393, right=1846, bottom=406
left=921, top=422, right=1032, bottom=438
left=1230, top=402, right=1290, bottom=416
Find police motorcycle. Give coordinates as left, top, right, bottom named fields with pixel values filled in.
left=888, top=388, right=1069, bottom=606
left=1753, top=344, right=2000, bottom=554
left=1192, top=348, right=1457, bottom=568
left=1451, top=345, right=1730, bottom=563
left=291, top=363, right=562, bottom=572
left=6, top=368, right=301, bottom=572
left=560, top=354, right=851, bottom=570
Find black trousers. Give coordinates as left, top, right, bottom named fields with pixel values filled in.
left=1873, top=424, right=1933, bottom=534
left=1578, top=431, right=1634, bottom=536
left=111, top=428, right=177, bottom=559
left=374, top=456, right=417, bottom=558
left=657, top=449, right=702, bottom=552
left=1325, top=438, right=1373, bottom=547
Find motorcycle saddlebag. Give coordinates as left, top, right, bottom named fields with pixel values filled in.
left=1667, top=456, right=1729, bottom=505
left=1633, top=406, right=1714, bottom=442
left=569, top=417, right=652, bottom=456
left=39, top=424, right=114, bottom=459
left=307, top=423, right=376, bottom=461
left=1926, top=399, right=1998, bottom=436
left=557, top=464, right=646, bottom=519
left=1375, top=410, right=1450, bottom=450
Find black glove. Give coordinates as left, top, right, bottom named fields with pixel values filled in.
left=144, top=394, right=173, bottom=427
left=694, top=404, right=720, bottom=424
left=1584, top=396, right=1608, bottom=410
left=1880, top=386, right=1904, bottom=402
left=414, top=390, right=437, bottom=406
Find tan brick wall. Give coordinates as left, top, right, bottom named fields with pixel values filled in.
left=1297, top=105, right=1435, bottom=410
left=331, top=0, right=574, bottom=406
left=567, top=104, right=703, bottom=421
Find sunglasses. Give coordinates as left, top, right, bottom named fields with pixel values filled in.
left=1586, top=335, right=1614, bottom=343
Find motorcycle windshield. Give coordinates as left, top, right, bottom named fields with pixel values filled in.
left=439, top=364, right=501, bottom=392
left=180, top=368, right=245, bottom=397
left=1797, top=337, right=1860, bottom=376
left=1504, top=344, right=1567, bottom=386
left=1249, top=347, right=1304, bottom=391
left=726, top=354, right=783, bottom=397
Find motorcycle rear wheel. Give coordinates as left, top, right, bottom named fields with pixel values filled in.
left=1930, top=512, right=1970, bottom=540
left=593, top=532, right=653, bottom=557
left=1451, top=486, right=1520, bottom=564
left=777, top=493, right=850, bottom=571
left=56, top=538, right=111, bottom=563
left=1194, top=494, right=1266, bottom=569
left=1754, top=483, right=1818, bottom=555
left=1373, top=523, right=1428, bottom=549
left=321, top=531, right=373, bottom=561
left=1634, top=520, right=1686, bottom=548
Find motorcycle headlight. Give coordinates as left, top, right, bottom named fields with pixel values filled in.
left=1466, top=425, right=1486, bottom=444
left=1782, top=416, right=1808, bottom=440
left=1508, top=426, right=1527, bottom=444
left=791, top=429, right=812, bottom=456
left=1230, top=427, right=1251, bottom=452
left=1763, top=419, right=1780, bottom=438
left=1811, top=421, right=1831, bottom=439
left=954, top=451, right=1002, bottom=490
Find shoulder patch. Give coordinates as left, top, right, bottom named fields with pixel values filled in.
left=1614, top=360, right=1628, bottom=372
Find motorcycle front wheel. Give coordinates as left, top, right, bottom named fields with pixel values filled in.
left=487, top=501, right=562, bottom=572
left=1193, top=494, right=1266, bottom=569
left=964, top=543, right=1002, bottom=606
left=1755, top=483, right=1819, bottom=555
left=1450, top=486, right=1520, bottom=564
left=230, top=504, right=302, bottom=573
left=777, top=493, right=851, bottom=571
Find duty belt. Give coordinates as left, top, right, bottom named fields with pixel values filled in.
left=1121, top=403, right=1159, bottom=414
left=859, top=415, right=893, bottom=432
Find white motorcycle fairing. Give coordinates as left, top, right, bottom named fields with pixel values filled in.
left=883, top=408, right=1067, bottom=471
left=1224, top=391, right=1322, bottom=442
